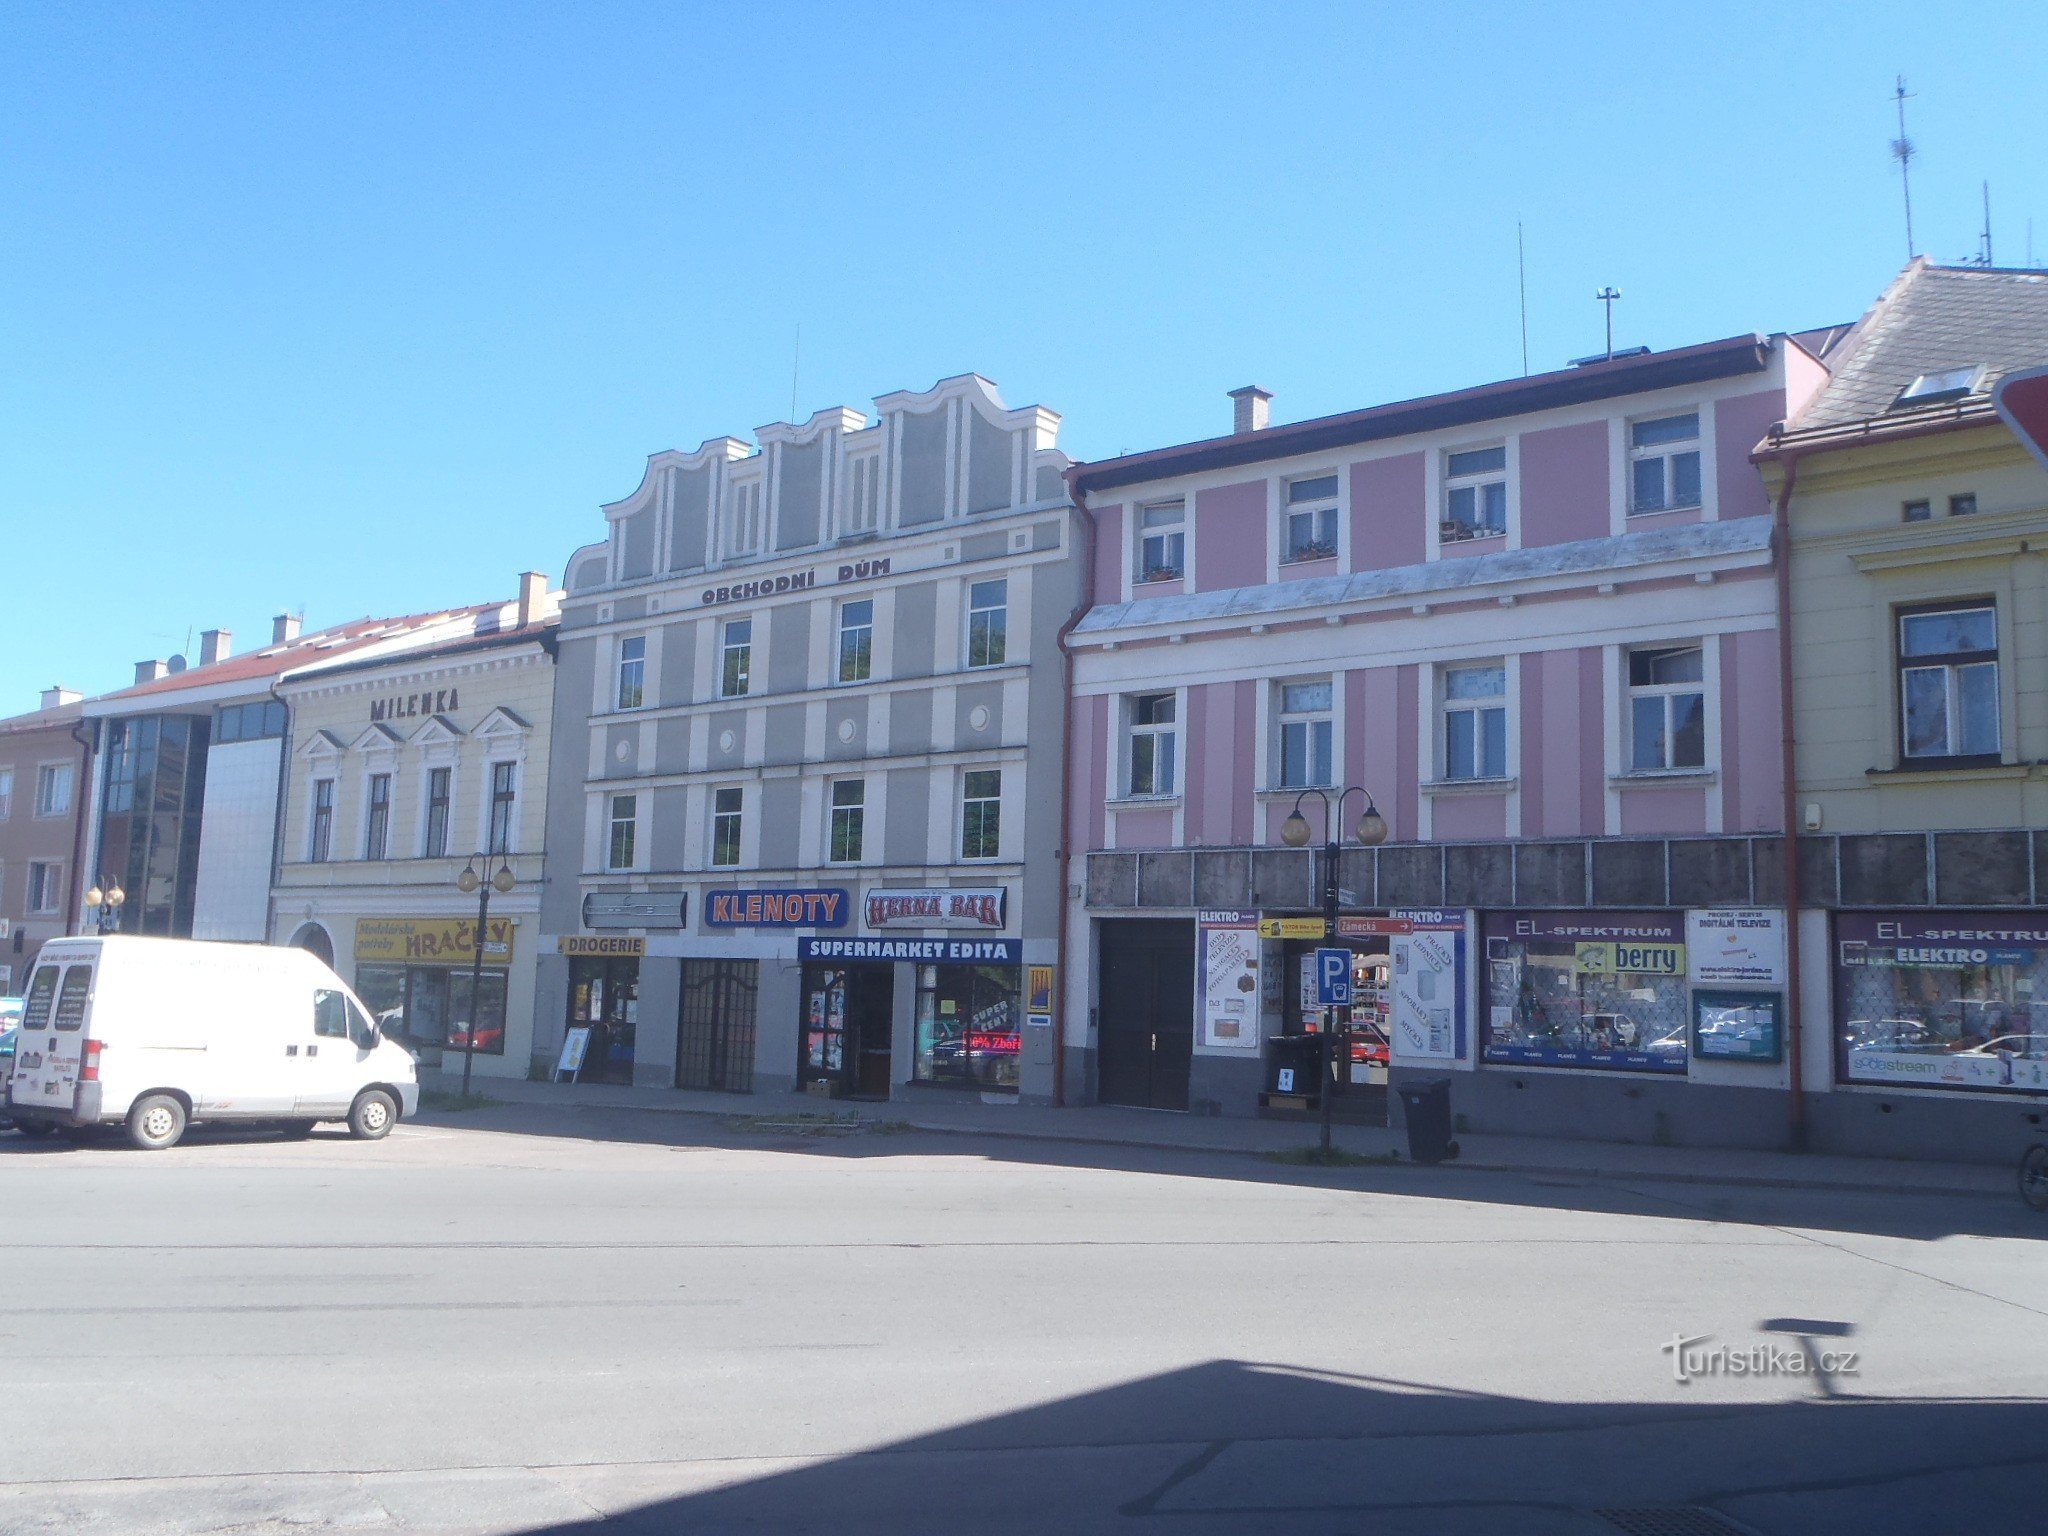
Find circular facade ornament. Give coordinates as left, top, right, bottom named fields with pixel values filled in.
left=837, top=718, right=856, bottom=744
left=968, top=705, right=991, bottom=731
left=614, top=739, right=631, bottom=763
left=719, top=729, right=737, bottom=753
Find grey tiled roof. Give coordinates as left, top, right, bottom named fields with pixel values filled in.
left=1798, top=260, right=2048, bottom=430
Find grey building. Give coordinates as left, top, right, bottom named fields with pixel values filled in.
left=536, top=374, right=1077, bottom=1104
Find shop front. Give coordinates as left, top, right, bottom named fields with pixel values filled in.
left=1835, top=911, right=2048, bottom=1095
left=1481, top=911, right=1690, bottom=1074
left=352, top=916, right=515, bottom=1065
left=560, top=935, right=643, bottom=1086
left=797, top=936, right=1023, bottom=1100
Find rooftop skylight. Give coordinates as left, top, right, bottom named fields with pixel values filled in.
left=1892, top=364, right=1984, bottom=408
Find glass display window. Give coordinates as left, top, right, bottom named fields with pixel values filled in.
left=1483, top=912, right=1688, bottom=1073
left=1836, top=912, right=2048, bottom=1094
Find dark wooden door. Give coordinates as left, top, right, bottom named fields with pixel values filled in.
left=851, top=968, right=895, bottom=1099
left=1096, top=920, right=1195, bottom=1111
left=677, top=960, right=758, bottom=1093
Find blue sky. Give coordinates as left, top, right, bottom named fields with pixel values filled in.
left=4, top=1, right=2044, bottom=713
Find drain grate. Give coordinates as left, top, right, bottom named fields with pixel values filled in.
left=1595, top=1508, right=1753, bottom=1536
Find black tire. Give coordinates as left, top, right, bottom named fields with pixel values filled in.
left=15, top=1120, right=59, bottom=1139
left=348, top=1089, right=398, bottom=1141
left=126, top=1093, right=187, bottom=1151
left=2021, top=1145, right=2048, bottom=1214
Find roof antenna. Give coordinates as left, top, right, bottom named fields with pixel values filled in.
left=789, top=323, right=801, bottom=423
left=1595, top=286, right=1620, bottom=361
left=1891, top=76, right=1917, bottom=260
left=1517, top=220, right=1530, bottom=376
left=1980, top=182, right=1994, bottom=266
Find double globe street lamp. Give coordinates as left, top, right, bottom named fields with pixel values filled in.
left=82, top=879, right=127, bottom=935
left=1279, top=786, right=1388, bottom=1156
left=454, top=855, right=515, bottom=1100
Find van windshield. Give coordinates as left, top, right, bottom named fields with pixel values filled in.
left=53, top=966, right=93, bottom=1031
left=21, top=967, right=59, bottom=1030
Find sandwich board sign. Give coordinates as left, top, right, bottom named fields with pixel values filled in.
left=555, top=1026, right=591, bottom=1084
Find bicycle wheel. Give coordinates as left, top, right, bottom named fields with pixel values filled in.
left=2021, top=1144, right=2048, bottom=1213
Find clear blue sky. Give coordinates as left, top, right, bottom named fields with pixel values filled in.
left=5, top=1, right=2044, bottom=713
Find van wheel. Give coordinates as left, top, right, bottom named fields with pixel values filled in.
left=127, top=1094, right=188, bottom=1151
left=16, top=1121, right=58, bottom=1139
left=348, top=1090, right=397, bottom=1141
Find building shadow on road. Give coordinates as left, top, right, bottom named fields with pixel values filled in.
left=504, top=1357, right=2045, bottom=1536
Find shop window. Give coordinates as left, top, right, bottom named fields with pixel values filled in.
left=711, top=786, right=743, bottom=867
left=1836, top=912, right=2048, bottom=1093
left=1283, top=474, right=1339, bottom=562
left=837, top=599, right=873, bottom=684
left=1277, top=681, right=1333, bottom=789
left=34, top=762, right=72, bottom=817
left=1482, top=912, right=1689, bottom=1072
left=1128, top=692, right=1178, bottom=796
left=423, top=766, right=451, bottom=857
left=1897, top=601, right=1999, bottom=762
left=364, top=772, right=392, bottom=859
left=914, top=963, right=1021, bottom=1089
left=1138, top=501, right=1185, bottom=581
left=1442, top=446, right=1507, bottom=541
left=720, top=618, right=753, bottom=698
left=1627, top=645, right=1706, bottom=771
left=607, top=793, right=638, bottom=870
left=308, top=778, right=335, bottom=863
left=616, top=635, right=646, bottom=710
left=967, top=578, right=1008, bottom=667
left=487, top=762, right=517, bottom=855
left=829, top=779, right=865, bottom=863
left=1443, top=665, right=1507, bottom=781
left=1627, top=412, right=1702, bottom=514
left=961, top=769, right=1002, bottom=860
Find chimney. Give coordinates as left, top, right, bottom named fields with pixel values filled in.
left=272, top=613, right=301, bottom=645
left=134, top=659, right=169, bottom=685
left=516, top=571, right=547, bottom=629
left=199, top=628, right=232, bottom=665
left=41, top=686, right=81, bottom=711
left=1228, top=385, right=1273, bottom=434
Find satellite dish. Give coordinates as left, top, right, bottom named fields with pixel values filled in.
left=166, top=654, right=188, bottom=674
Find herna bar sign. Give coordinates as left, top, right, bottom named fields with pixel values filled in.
left=864, top=886, right=1008, bottom=931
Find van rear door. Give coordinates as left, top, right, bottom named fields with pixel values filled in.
left=8, top=962, right=92, bottom=1111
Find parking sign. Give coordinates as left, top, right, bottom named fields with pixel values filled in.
left=1314, top=947, right=1353, bottom=1006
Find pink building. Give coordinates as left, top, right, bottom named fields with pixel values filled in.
left=1062, top=333, right=1835, bottom=1143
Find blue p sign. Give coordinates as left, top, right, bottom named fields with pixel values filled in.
left=1315, top=947, right=1353, bottom=1006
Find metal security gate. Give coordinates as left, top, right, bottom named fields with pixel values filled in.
left=677, top=960, right=758, bottom=1093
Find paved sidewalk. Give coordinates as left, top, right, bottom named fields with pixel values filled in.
left=426, top=1073, right=2017, bottom=1200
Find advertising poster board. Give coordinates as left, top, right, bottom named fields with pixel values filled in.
left=1388, top=909, right=1468, bottom=1065
left=1687, top=909, right=1788, bottom=987
left=1196, top=910, right=1262, bottom=1052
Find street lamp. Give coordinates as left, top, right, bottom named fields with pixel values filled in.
left=454, top=854, right=516, bottom=1099
left=82, top=879, right=126, bottom=935
left=1279, top=786, right=1389, bottom=1156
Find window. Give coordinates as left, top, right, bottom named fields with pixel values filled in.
left=616, top=635, right=646, bottom=710
left=967, top=579, right=1008, bottom=667
left=53, top=965, right=92, bottom=1030
left=215, top=701, right=286, bottom=743
left=364, top=773, right=392, bottom=860
left=309, top=779, right=335, bottom=862
left=1138, top=501, right=1185, bottom=581
left=1443, top=665, right=1508, bottom=781
left=711, top=787, right=743, bottom=867
left=1893, top=366, right=1982, bottom=408
left=837, top=600, right=873, bottom=683
left=829, top=779, right=865, bottom=863
left=27, top=861, right=60, bottom=914
left=1278, top=681, right=1334, bottom=789
left=1283, top=475, right=1340, bottom=562
left=1128, top=693, right=1178, bottom=796
left=1898, top=602, right=1999, bottom=761
left=1442, top=447, right=1507, bottom=540
left=424, top=766, right=451, bottom=857
left=1949, top=493, right=1978, bottom=518
left=914, top=964, right=1022, bottom=1089
left=34, top=763, right=73, bottom=817
left=1483, top=913, right=1689, bottom=1073
left=1628, top=413, right=1703, bottom=514
left=607, top=793, right=638, bottom=870
left=487, top=762, right=517, bottom=855
left=1627, top=646, right=1706, bottom=772
left=1902, top=499, right=1932, bottom=523
left=0, top=766, right=11, bottom=819
left=720, top=618, right=752, bottom=698
left=961, top=769, right=1002, bottom=859
left=313, top=988, right=350, bottom=1039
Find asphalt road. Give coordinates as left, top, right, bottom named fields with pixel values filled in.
left=1, top=1101, right=2044, bottom=1536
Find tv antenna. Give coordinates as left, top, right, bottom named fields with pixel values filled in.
left=1595, top=286, right=1621, bottom=361
left=1517, top=220, right=1530, bottom=376
left=1891, top=76, right=1917, bottom=259
left=1979, top=182, right=1994, bottom=266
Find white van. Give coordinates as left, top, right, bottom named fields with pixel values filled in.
left=6, top=936, right=419, bottom=1150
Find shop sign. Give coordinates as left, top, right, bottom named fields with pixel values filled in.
left=703, top=887, right=851, bottom=929
left=1197, top=911, right=1261, bottom=1053
left=1338, top=915, right=1413, bottom=938
left=355, top=916, right=513, bottom=965
left=368, top=687, right=460, bottom=724
left=1258, top=917, right=1327, bottom=940
left=1026, top=964, right=1056, bottom=1027
left=697, top=557, right=895, bottom=608
left=558, top=935, right=645, bottom=957
left=1574, top=941, right=1686, bottom=976
left=799, top=936, right=1023, bottom=965
left=1687, top=909, right=1787, bottom=987
left=582, top=890, right=687, bottom=930
left=1510, top=912, right=1681, bottom=943
left=864, top=886, right=1007, bottom=931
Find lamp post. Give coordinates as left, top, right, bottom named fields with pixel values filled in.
left=82, top=879, right=126, bottom=935
left=1279, top=787, right=1389, bottom=1157
left=454, top=854, right=516, bottom=1100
